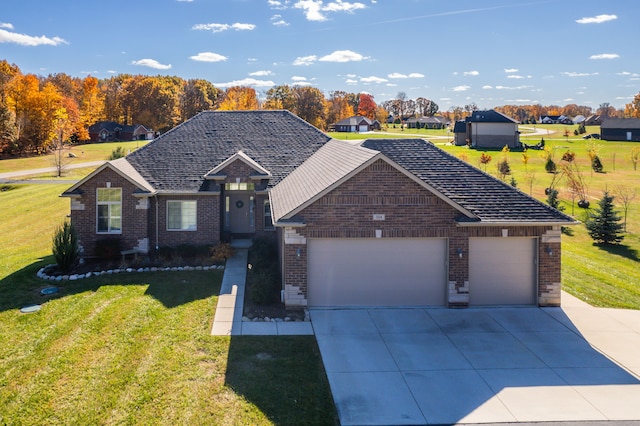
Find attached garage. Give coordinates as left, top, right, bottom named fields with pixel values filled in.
left=469, top=237, right=537, bottom=306
left=307, top=238, right=447, bottom=307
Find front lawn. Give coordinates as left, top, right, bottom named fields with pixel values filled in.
left=0, top=183, right=337, bottom=425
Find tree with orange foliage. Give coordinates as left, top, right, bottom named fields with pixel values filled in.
left=357, top=93, right=377, bottom=120
left=624, top=92, right=640, bottom=118
left=219, top=86, right=259, bottom=111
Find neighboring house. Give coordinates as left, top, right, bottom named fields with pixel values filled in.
left=332, top=116, right=380, bottom=132
left=583, top=115, right=603, bottom=126
left=466, top=110, right=521, bottom=149
left=572, top=115, right=586, bottom=124
left=88, top=121, right=153, bottom=142
left=600, top=118, right=640, bottom=141
left=539, top=115, right=573, bottom=125
left=452, top=120, right=468, bottom=146
left=63, top=110, right=576, bottom=309
left=405, top=116, right=450, bottom=129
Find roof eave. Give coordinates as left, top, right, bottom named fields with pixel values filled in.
left=456, top=220, right=580, bottom=227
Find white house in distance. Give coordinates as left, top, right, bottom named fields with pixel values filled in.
left=466, top=110, right=521, bottom=149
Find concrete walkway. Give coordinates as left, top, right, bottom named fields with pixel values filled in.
left=210, top=242, right=313, bottom=336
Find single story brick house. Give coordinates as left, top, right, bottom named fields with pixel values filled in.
left=63, top=110, right=576, bottom=309
left=332, top=116, right=380, bottom=132
left=88, top=121, right=154, bottom=142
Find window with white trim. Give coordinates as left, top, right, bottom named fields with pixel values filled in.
left=97, top=188, right=122, bottom=233
left=167, top=201, right=197, bottom=231
left=264, top=200, right=274, bottom=230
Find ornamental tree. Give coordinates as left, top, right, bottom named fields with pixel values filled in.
left=586, top=190, right=624, bottom=245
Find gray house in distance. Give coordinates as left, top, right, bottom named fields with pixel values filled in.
left=600, top=118, right=640, bottom=141
left=466, top=110, right=521, bottom=149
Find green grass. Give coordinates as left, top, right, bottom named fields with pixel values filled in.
left=0, top=141, right=148, bottom=174
left=0, top=183, right=337, bottom=425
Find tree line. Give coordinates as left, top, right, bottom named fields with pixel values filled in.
left=1, top=59, right=639, bottom=157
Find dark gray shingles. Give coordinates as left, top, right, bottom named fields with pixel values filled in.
left=362, top=139, right=575, bottom=223
left=126, top=110, right=331, bottom=192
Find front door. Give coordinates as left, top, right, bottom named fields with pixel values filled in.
left=227, top=193, right=254, bottom=234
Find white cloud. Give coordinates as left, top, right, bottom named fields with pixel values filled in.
left=294, top=0, right=366, bottom=21
left=482, top=85, right=493, bottom=89
left=360, top=76, right=387, bottom=83
left=189, top=52, right=228, bottom=62
left=576, top=14, right=617, bottom=24
left=271, top=14, right=290, bottom=26
left=507, top=75, right=525, bottom=79
left=293, top=55, right=317, bottom=65
left=192, top=22, right=256, bottom=33
left=177, top=0, right=194, bottom=2
left=504, top=68, right=518, bottom=73
left=386, top=83, right=397, bottom=87
left=0, top=28, right=68, bottom=46
left=590, top=53, right=619, bottom=60
left=463, top=70, right=479, bottom=76
left=107, top=70, right=117, bottom=74
left=319, top=50, right=367, bottom=62
left=291, top=76, right=307, bottom=81
left=494, top=85, right=532, bottom=90
left=268, top=0, right=289, bottom=9
left=388, top=72, right=424, bottom=79
left=0, top=22, right=14, bottom=29
left=132, top=59, right=172, bottom=70
left=216, top=78, right=275, bottom=88
left=345, top=78, right=358, bottom=85
left=561, top=71, right=598, bottom=77
left=452, top=85, right=470, bottom=92
left=250, top=70, right=273, bottom=76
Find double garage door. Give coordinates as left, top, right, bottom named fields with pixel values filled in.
left=308, top=238, right=447, bottom=307
left=307, top=237, right=538, bottom=307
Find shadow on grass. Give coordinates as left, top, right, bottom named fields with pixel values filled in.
left=225, top=336, right=339, bottom=426
left=0, top=256, right=223, bottom=313
left=595, top=242, right=639, bottom=261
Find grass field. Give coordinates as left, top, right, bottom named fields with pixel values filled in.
left=0, top=183, right=337, bottom=425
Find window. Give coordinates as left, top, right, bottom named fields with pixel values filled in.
left=225, top=182, right=255, bottom=191
left=167, top=201, right=197, bottom=231
left=97, top=188, right=122, bottom=233
left=264, top=200, right=274, bottom=230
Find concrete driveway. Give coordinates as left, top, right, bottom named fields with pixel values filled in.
left=311, top=293, right=640, bottom=425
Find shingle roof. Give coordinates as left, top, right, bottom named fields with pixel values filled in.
left=469, top=110, right=517, bottom=124
left=125, top=110, right=331, bottom=192
left=360, top=139, right=575, bottom=224
left=334, top=116, right=373, bottom=126
left=270, top=140, right=379, bottom=222
left=601, top=118, right=640, bottom=129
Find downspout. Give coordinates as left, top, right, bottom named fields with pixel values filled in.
left=155, top=195, right=159, bottom=251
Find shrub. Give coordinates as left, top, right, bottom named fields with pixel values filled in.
left=247, top=238, right=281, bottom=305
left=546, top=188, right=564, bottom=212
left=108, top=146, right=126, bottom=160
left=210, top=243, right=235, bottom=262
left=545, top=157, right=557, bottom=173
left=479, top=152, right=492, bottom=171
left=591, top=155, right=603, bottom=173
left=52, top=221, right=80, bottom=273
left=497, top=159, right=511, bottom=180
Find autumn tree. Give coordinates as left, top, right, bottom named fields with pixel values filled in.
left=120, top=75, right=182, bottom=131
left=264, top=85, right=295, bottom=110
left=180, top=79, right=219, bottom=120
left=624, top=92, right=640, bottom=118
left=357, top=93, right=376, bottom=120
left=218, top=86, right=259, bottom=111
left=79, top=76, right=104, bottom=135
left=325, top=90, right=354, bottom=126
left=291, top=86, right=326, bottom=129
left=415, top=97, right=438, bottom=117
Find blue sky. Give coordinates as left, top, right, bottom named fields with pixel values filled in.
left=2, top=0, right=638, bottom=111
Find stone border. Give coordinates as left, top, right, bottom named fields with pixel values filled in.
left=37, top=264, right=225, bottom=282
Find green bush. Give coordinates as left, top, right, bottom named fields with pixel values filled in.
left=545, top=157, right=557, bottom=173
left=108, top=146, right=126, bottom=160
left=591, top=155, right=603, bottom=173
left=52, top=221, right=80, bottom=273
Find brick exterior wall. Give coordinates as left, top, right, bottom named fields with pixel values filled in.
left=152, top=195, right=220, bottom=249
left=69, top=168, right=150, bottom=257
left=280, top=159, right=562, bottom=308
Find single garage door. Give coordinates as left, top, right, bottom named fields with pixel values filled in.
left=308, top=238, right=447, bottom=307
left=469, top=237, right=537, bottom=306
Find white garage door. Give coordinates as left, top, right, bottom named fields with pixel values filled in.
left=308, top=238, right=447, bottom=307
left=469, top=237, right=537, bottom=306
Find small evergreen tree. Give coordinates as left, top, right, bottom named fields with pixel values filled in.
left=586, top=191, right=624, bottom=245
left=546, top=188, right=564, bottom=211
left=52, top=221, right=80, bottom=272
